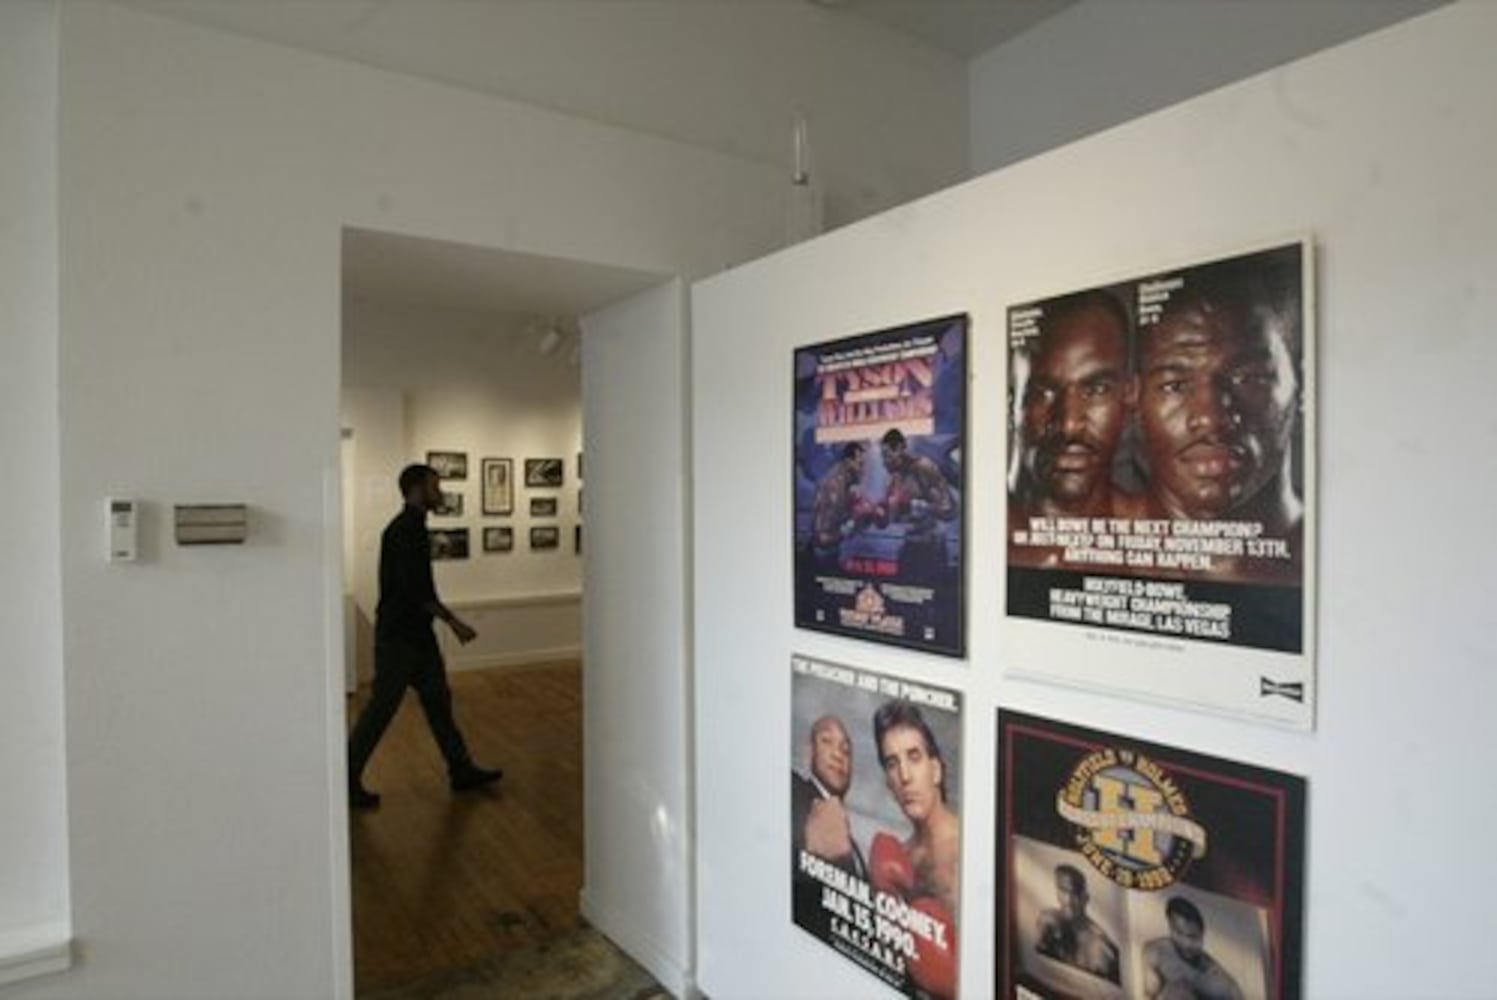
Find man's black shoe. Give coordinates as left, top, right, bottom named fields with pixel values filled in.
left=349, top=784, right=381, bottom=810
left=450, top=764, right=503, bottom=792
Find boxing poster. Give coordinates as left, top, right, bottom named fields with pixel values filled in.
left=791, top=655, right=963, bottom=999
left=795, top=314, right=967, bottom=656
left=1004, top=241, right=1315, bottom=727
left=997, top=710, right=1305, bottom=1000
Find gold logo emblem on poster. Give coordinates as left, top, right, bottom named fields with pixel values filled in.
left=1057, top=748, right=1207, bottom=891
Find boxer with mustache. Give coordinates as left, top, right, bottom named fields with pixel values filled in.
left=1009, top=291, right=1135, bottom=568
left=1134, top=276, right=1302, bottom=535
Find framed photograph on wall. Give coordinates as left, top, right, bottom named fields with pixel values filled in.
left=481, top=457, right=514, bottom=515
left=483, top=526, right=513, bottom=553
left=793, top=313, right=968, bottom=657
left=530, top=496, right=558, bottom=517
left=1003, top=239, right=1315, bottom=727
left=530, top=526, right=560, bottom=550
left=791, top=654, right=963, bottom=999
left=435, top=490, right=463, bottom=517
left=997, top=709, right=1305, bottom=1000
left=525, top=458, right=565, bottom=488
left=427, top=451, right=468, bottom=481
left=430, top=528, right=469, bottom=560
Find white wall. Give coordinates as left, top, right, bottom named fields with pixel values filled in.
left=969, top=0, right=1439, bottom=175
left=342, top=298, right=585, bottom=672
left=0, top=0, right=71, bottom=987
left=126, top=0, right=969, bottom=230
left=580, top=281, right=694, bottom=993
left=694, top=5, right=1495, bottom=998
left=20, top=3, right=783, bottom=996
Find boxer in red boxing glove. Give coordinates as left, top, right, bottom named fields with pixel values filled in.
left=878, top=430, right=957, bottom=582
left=871, top=699, right=961, bottom=999
left=868, top=830, right=915, bottom=897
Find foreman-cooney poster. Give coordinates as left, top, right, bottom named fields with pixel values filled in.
left=792, top=655, right=963, bottom=999
left=795, top=314, right=967, bottom=656
left=997, top=711, right=1305, bottom=1000
left=1004, top=241, right=1315, bottom=727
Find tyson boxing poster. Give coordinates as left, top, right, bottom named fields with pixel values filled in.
left=794, top=314, right=968, bottom=657
left=791, top=655, right=963, bottom=998
left=997, top=710, right=1306, bottom=1000
left=1003, top=240, right=1316, bottom=727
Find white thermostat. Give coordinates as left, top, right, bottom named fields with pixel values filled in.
left=108, top=498, right=138, bottom=562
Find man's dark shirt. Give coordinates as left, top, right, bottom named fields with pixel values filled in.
left=375, top=505, right=439, bottom=644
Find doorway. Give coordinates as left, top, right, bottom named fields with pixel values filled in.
left=338, top=227, right=666, bottom=995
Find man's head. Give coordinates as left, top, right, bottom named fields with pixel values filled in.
left=873, top=700, right=945, bottom=823
left=808, top=715, right=853, bottom=798
left=399, top=463, right=442, bottom=511
left=1019, top=292, right=1133, bottom=512
left=840, top=442, right=866, bottom=479
left=1054, top=864, right=1090, bottom=921
left=1164, top=897, right=1206, bottom=964
left=1136, top=273, right=1299, bottom=520
left=880, top=429, right=911, bottom=475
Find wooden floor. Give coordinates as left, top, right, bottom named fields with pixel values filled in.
left=348, top=661, right=584, bottom=996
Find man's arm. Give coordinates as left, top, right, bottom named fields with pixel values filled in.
left=1203, top=960, right=1245, bottom=1000
left=1141, top=940, right=1165, bottom=999
left=402, top=526, right=478, bottom=643
left=916, top=460, right=957, bottom=520
left=424, top=598, right=476, bottom=643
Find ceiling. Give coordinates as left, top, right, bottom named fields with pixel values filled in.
left=129, top=0, right=1076, bottom=64
left=811, top=0, right=1075, bottom=58
left=342, top=229, right=667, bottom=319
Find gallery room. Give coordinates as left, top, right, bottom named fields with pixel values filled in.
left=3, top=2, right=1493, bottom=998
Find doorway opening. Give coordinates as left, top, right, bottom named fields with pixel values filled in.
left=338, top=226, right=664, bottom=995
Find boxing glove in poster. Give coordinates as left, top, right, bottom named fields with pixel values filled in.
left=996, top=710, right=1305, bottom=1000
left=791, top=655, right=963, bottom=998
left=795, top=314, right=967, bottom=656
left=1005, top=241, right=1315, bottom=727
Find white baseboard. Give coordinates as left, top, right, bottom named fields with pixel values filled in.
left=0, top=922, right=72, bottom=988
left=448, top=645, right=581, bottom=672
left=579, top=889, right=691, bottom=998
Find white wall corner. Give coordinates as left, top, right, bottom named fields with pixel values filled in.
left=579, top=889, right=692, bottom=998
left=0, top=923, right=72, bottom=989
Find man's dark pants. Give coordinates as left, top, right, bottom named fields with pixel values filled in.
left=348, top=632, right=471, bottom=781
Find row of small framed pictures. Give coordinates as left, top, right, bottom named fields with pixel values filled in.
left=428, top=449, right=577, bottom=499
left=428, top=451, right=581, bottom=517
left=432, top=493, right=581, bottom=518
left=431, top=525, right=581, bottom=559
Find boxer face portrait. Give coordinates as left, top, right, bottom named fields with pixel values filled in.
left=879, top=723, right=943, bottom=824
left=809, top=715, right=852, bottom=798
left=1166, top=909, right=1207, bottom=964
left=1055, top=865, right=1090, bottom=922
left=1019, top=299, right=1133, bottom=513
left=1138, top=294, right=1298, bottom=520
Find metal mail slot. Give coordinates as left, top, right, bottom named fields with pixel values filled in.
left=174, top=504, right=249, bottom=545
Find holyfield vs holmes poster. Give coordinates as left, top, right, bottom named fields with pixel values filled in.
left=791, top=655, right=963, bottom=998
left=1004, top=242, right=1315, bottom=726
left=795, top=315, right=967, bottom=656
left=996, top=711, right=1305, bottom=1000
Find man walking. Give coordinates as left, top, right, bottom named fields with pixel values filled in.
left=348, top=463, right=503, bottom=809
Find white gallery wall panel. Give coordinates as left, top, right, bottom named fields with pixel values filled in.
left=693, top=6, right=1496, bottom=998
